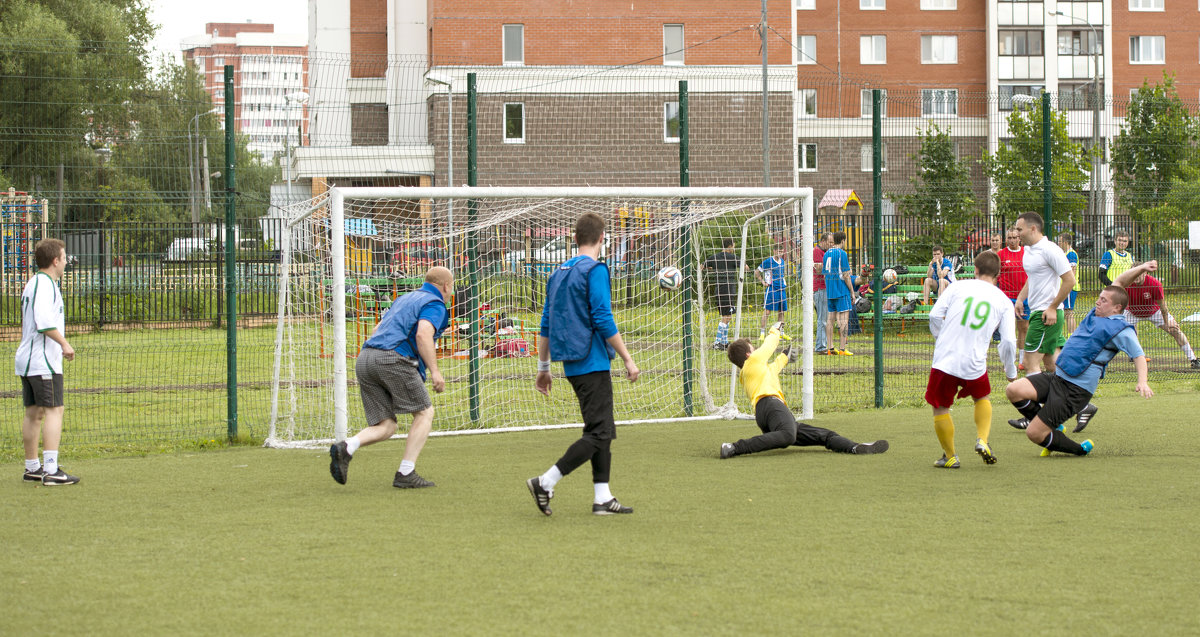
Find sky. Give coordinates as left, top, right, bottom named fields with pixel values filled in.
left=147, top=0, right=308, bottom=61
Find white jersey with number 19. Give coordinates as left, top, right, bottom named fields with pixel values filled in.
left=928, top=279, right=1019, bottom=380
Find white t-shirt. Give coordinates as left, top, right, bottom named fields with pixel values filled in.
left=1023, top=237, right=1072, bottom=312
left=15, top=272, right=65, bottom=377
left=929, top=279, right=1018, bottom=380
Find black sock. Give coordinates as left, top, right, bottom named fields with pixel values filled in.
left=1040, top=431, right=1085, bottom=455
left=1012, top=399, right=1040, bottom=421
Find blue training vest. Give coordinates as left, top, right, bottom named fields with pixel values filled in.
left=545, top=257, right=615, bottom=363
left=364, top=288, right=448, bottom=380
left=1057, top=309, right=1133, bottom=379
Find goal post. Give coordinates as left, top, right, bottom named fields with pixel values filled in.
left=266, top=186, right=814, bottom=448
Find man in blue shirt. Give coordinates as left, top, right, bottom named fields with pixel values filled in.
left=328, top=266, right=453, bottom=489
left=1004, top=285, right=1153, bottom=457
left=921, top=245, right=955, bottom=306
left=823, top=231, right=858, bottom=355
left=527, top=213, right=641, bottom=516
left=755, top=243, right=789, bottom=340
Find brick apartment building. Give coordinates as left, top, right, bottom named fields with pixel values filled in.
left=181, top=22, right=309, bottom=165
left=298, top=0, right=1200, bottom=219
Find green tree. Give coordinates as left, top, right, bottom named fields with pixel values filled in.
left=984, top=99, right=1090, bottom=227
left=1110, top=72, right=1199, bottom=242
left=893, top=124, right=977, bottom=261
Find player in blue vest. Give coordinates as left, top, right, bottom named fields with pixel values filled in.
left=527, top=213, right=640, bottom=516
left=328, top=266, right=453, bottom=489
left=1004, top=285, right=1153, bottom=457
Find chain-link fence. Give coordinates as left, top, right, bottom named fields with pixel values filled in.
left=1, top=36, right=1198, bottom=453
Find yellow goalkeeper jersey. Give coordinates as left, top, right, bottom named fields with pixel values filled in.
left=738, top=329, right=789, bottom=408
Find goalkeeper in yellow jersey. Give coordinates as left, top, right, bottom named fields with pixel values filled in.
left=720, top=323, right=888, bottom=459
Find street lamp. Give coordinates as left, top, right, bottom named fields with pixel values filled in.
left=425, top=71, right=454, bottom=272
left=1051, top=10, right=1102, bottom=220
left=283, top=91, right=310, bottom=207
left=189, top=107, right=221, bottom=224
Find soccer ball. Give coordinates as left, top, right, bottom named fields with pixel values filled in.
left=883, top=268, right=898, bottom=284
left=657, top=266, right=683, bottom=290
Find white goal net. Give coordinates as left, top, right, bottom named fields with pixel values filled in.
left=267, top=187, right=814, bottom=448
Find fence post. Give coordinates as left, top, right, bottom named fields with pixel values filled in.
left=1042, top=92, right=1053, bottom=229
left=872, top=89, right=884, bottom=408
left=466, top=72, right=480, bottom=423
left=98, top=221, right=107, bottom=327
left=679, top=80, right=693, bottom=416
left=224, top=64, right=238, bottom=440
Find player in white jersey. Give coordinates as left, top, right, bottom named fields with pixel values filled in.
left=15, top=238, right=79, bottom=485
left=1014, top=212, right=1075, bottom=374
left=925, top=250, right=1018, bottom=468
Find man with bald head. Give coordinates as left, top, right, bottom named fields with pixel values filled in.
left=329, top=266, right=453, bottom=489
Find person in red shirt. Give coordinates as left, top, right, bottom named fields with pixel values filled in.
left=997, top=227, right=1029, bottom=367
left=1116, top=260, right=1199, bottom=369
left=813, top=232, right=831, bottom=353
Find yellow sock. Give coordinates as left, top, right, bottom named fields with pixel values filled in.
left=933, top=413, right=955, bottom=458
left=974, top=398, right=992, bottom=443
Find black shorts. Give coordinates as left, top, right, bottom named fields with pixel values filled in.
left=712, top=285, right=736, bottom=316
left=567, top=370, right=616, bottom=441
left=21, top=374, right=64, bottom=408
left=1027, top=372, right=1092, bottom=429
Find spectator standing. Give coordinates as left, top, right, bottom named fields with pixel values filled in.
left=813, top=232, right=832, bottom=353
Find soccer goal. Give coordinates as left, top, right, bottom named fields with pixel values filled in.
left=266, top=187, right=814, bottom=448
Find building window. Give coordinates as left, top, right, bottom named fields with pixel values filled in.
left=799, top=143, right=818, bottom=171
left=921, top=36, right=958, bottom=63
left=1077, top=137, right=1107, bottom=164
left=1129, top=36, right=1165, bottom=63
left=798, top=89, right=817, bottom=117
left=922, top=89, right=958, bottom=116
left=664, top=24, right=685, bottom=65
left=1058, top=30, right=1101, bottom=56
left=861, top=89, right=887, bottom=117
left=797, top=35, right=817, bottom=64
left=503, top=24, right=524, bottom=65
left=1059, top=82, right=1105, bottom=110
left=796, top=0, right=815, bottom=9
left=921, top=0, right=956, bottom=8
left=664, top=102, right=680, bottom=142
left=861, top=0, right=885, bottom=8
left=860, top=35, right=886, bottom=64
left=1130, top=0, right=1163, bottom=9
left=350, top=103, right=387, bottom=146
left=504, top=103, right=525, bottom=143
left=999, top=30, right=1043, bottom=56
left=860, top=143, right=887, bottom=171
left=999, top=84, right=1044, bottom=110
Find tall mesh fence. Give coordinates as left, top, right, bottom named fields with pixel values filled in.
left=1, top=38, right=1198, bottom=453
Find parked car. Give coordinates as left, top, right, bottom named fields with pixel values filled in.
left=503, top=234, right=611, bottom=272
left=165, top=238, right=210, bottom=261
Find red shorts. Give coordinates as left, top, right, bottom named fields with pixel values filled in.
left=924, top=368, right=991, bottom=409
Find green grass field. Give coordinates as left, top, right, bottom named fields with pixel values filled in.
left=3, top=392, right=1197, bottom=635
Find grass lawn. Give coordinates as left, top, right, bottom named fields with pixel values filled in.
left=2, top=392, right=1197, bottom=635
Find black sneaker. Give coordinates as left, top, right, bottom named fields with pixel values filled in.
left=1008, top=417, right=1030, bottom=430
left=526, top=476, right=553, bottom=516
left=23, top=467, right=45, bottom=482
left=1073, top=403, right=1098, bottom=433
left=392, top=470, right=435, bottom=489
left=592, top=498, right=633, bottom=515
left=328, top=441, right=351, bottom=485
left=41, top=468, right=79, bottom=486
left=719, top=442, right=736, bottom=459
left=853, top=440, right=889, bottom=455
left=1191, top=358, right=1200, bottom=370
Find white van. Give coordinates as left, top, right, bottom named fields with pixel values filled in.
left=165, top=238, right=210, bottom=261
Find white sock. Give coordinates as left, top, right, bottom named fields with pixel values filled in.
left=25, top=459, right=40, bottom=472
left=43, top=450, right=58, bottom=475
left=345, top=436, right=361, bottom=455
left=398, top=460, right=415, bottom=476
left=539, top=465, right=563, bottom=491
left=593, top=482, right=613, bottom=504
left=1182, top=343, right=1195, bottom=360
